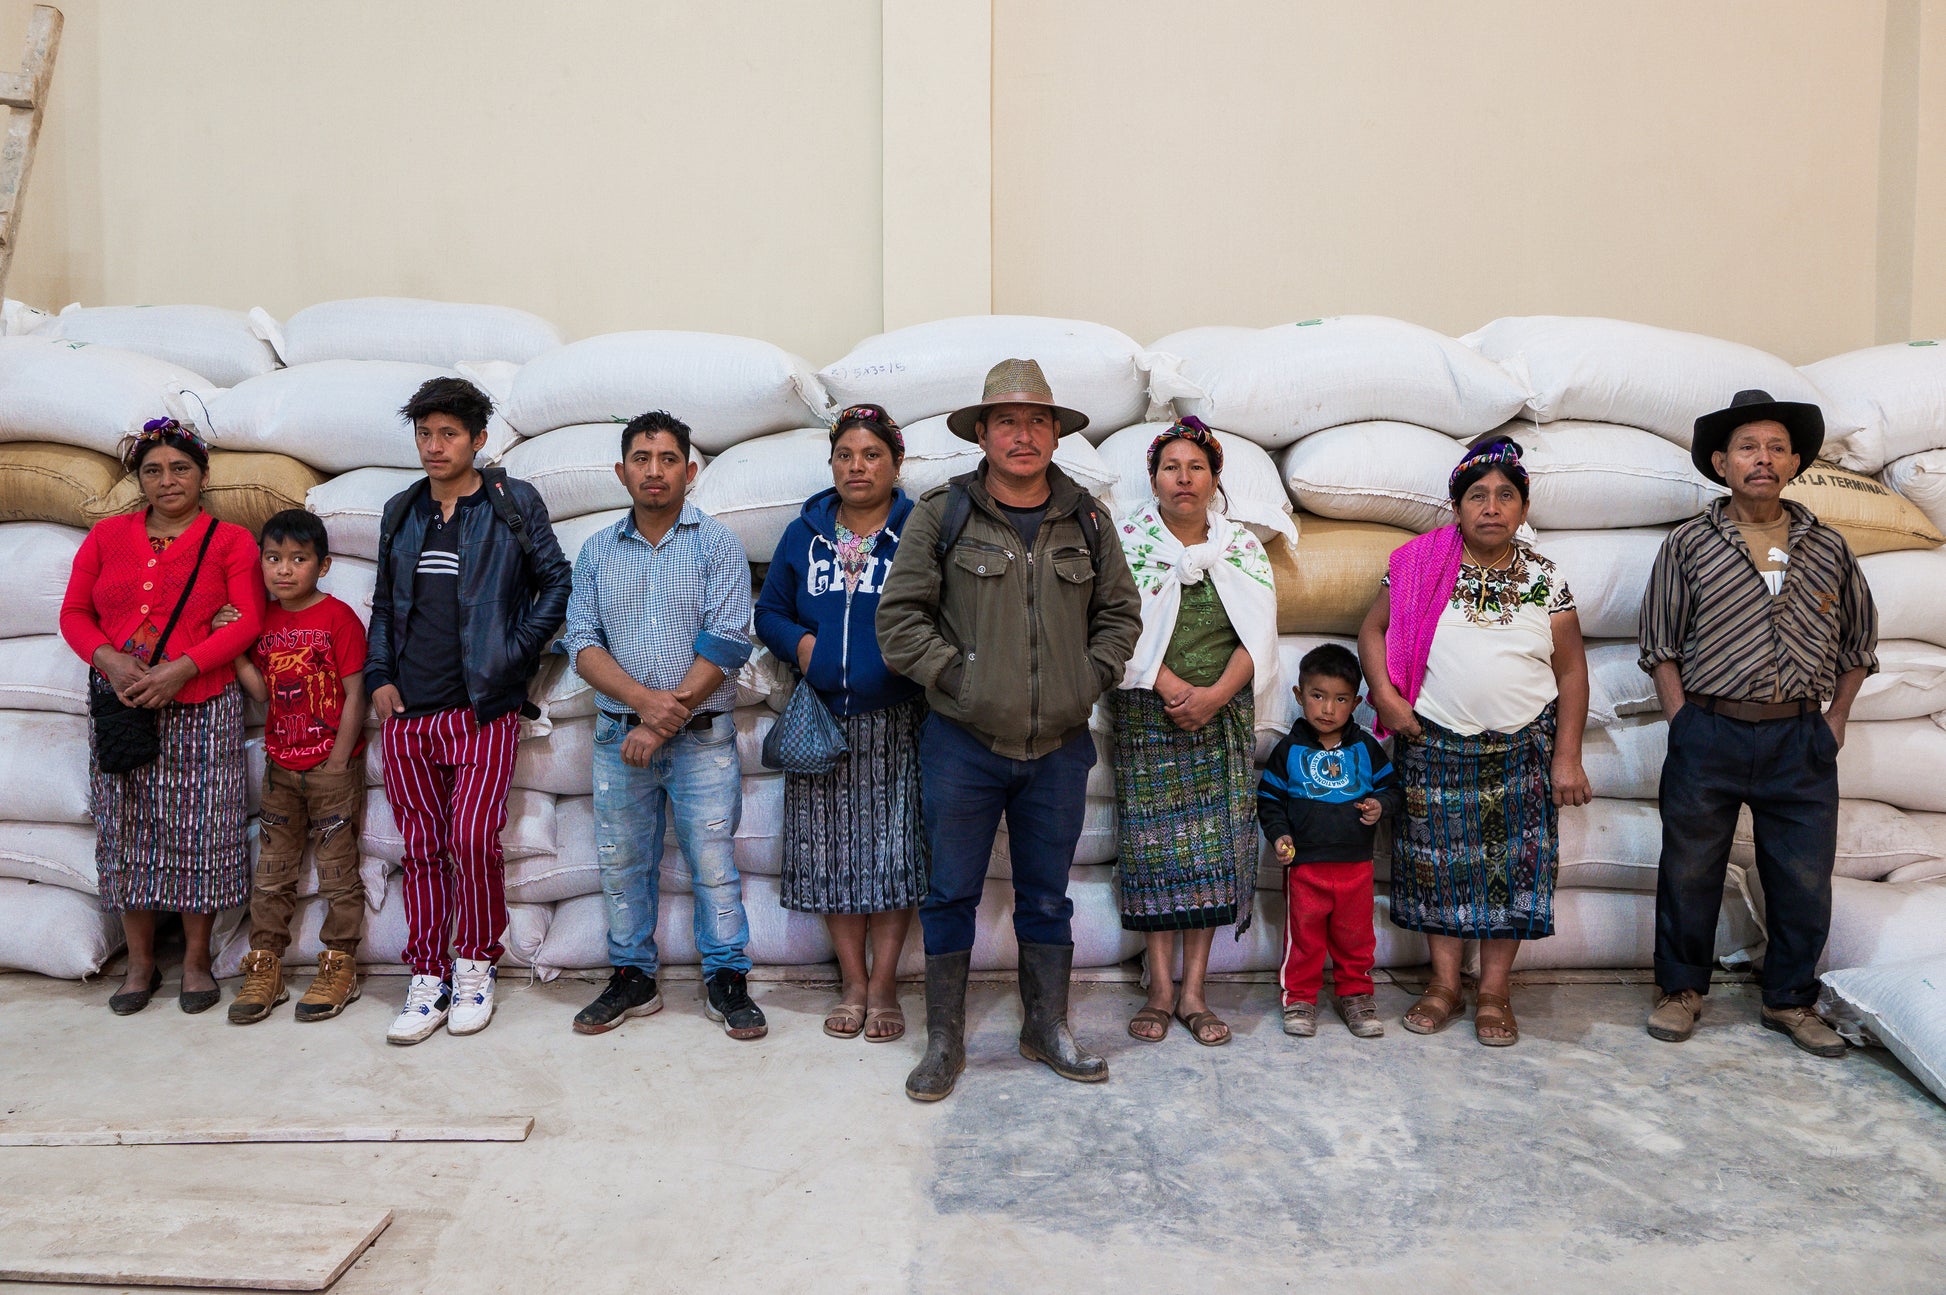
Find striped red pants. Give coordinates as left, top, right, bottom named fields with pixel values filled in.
left=380, top=706, right=519, bottom=977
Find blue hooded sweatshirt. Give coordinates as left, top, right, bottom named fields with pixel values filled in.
left=755, top=487, right=921, bottom=717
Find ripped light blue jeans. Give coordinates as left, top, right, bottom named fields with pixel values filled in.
left=591, top=711, right=750, bottom=976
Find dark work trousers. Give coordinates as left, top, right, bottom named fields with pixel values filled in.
left=917, top=714, right=1095, bottom=955
left=1654, top=706, right=1839, bottom=1008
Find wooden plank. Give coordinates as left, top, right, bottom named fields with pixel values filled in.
left=0, top=71, right=31, bottom=110
left=0, top=1197, right=392, bottom=1291
left=0, top=1115, right=534, bottom=1146
left=0, top=4, right=62, bottom=296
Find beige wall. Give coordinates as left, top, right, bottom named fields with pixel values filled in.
left=5, top=0, right=1940, bottom=366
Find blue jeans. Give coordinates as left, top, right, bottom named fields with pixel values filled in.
left=592, top=711, right=751, bottom=976
left=1654, top=706, right=1838, bottom=1008
left=918, top=714, right=1095, bottom=955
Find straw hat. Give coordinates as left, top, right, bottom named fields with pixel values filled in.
left=945, top=358, right=1090, bottom=442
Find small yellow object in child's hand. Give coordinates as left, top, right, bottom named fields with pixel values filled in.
left=1274, top=836, right=1296, bottom=862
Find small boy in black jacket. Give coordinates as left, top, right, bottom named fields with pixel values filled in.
left=1257, top=644, right=1402, bottom=1039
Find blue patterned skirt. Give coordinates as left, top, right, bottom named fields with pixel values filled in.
left=1389, top=703, right=1557, bottom=941
left=780, top=696, right=929, bottom=915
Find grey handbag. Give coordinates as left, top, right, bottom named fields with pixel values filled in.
left=761, top=674, right=849, bottom=774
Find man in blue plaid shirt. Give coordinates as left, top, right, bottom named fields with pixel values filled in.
left=557, top=410, right=764, bottom=1041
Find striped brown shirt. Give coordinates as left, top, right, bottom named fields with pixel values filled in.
left=1638, top=499, right=1877, bottom=702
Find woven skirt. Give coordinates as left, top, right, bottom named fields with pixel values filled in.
left=780, top=695, right=929, bottom=915
left=90, top=681, right=251, bottom=914
left=1109, top=688, right=1257, bottom=934
left=1389, top=703, right=1557, bottom=941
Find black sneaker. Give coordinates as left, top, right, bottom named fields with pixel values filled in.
left=702, top=969, right=767, bottom=1040
left=573, top=967, right=663, bottom=1035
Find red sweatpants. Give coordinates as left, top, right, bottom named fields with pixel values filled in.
left=381, top=706, right=518, bottom=978
left=1280, top=860, right=1376, bottom=1005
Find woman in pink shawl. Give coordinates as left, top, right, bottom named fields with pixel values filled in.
left=1358, top=435, right=1591, bottom=1047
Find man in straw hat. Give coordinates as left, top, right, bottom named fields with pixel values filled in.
left=1638, top=389, right=1877, bottom=1057
left=878, top=358, right=1141, bottom=1101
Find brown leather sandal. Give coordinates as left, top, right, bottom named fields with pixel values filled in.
left=1175, top=1009, right=1231, bottom=1047
left=864, top=1005, right=905, bottom=1043
left=1128, top=1006, right=1172, bottom=1042
left=1402, top=983, right=1464, bottom=1035
left=823, top=1002, right=866, bottom=1039
left=1474, top=992, right=1518, bottom=1047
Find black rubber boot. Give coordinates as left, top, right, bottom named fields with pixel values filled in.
left=1017, top=940, right=1107, bottom=1083
left=904, top=950, right=971, bottom=1102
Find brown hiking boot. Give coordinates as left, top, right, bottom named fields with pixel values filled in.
left=295, top=949, right=362, bottom=1023
left=1646, top=988, right=1703, bottom=1042
left=227, top=949, right=287, bottom=1025
left=1761, top=1005, right=1847, bottom=1058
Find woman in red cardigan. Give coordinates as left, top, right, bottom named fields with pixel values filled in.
left=61, top=420, right=266, bottom=1015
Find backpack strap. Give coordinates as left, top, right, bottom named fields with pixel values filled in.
left=932, top=478, right=976, bottom=563
left=374, top=479, right=425, bottom=578
left=480, top=465, right=537, bottom=560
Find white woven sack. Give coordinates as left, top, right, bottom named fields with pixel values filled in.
left=501, top=424, right=704, bottom=522
left=0, top=821, right=98, bottom=892
left=0, top=337, right=218, bottom=456
left=1585, top=640, right=1659, bottom=727
left=0, top=877, right=123, bottom=977
left=891, top=415, right=1121, bottom=500
left=689, top=426, right=836, bottom=563
left=3, top=297, right=50, bottom=335
left=987, top=796, right=1118, bottom=877
left=1882, top=449, right=1946, bottom=534
left=305, top=468, right=421, bottom=563
left=1732, top=799, right=1936, bottom=883
left=504, top=852, right=598, bottom=905
left=0, top=711, right=91, bottom=822
left=1890, top=813, right=1946, bottom=884
left=1279, top=422, right=1461, bottom=532
left=1837, top=718, right=1946, bottom=812
left=0, top=522, right=84, bottom=639
left=550, top=510, right=629, bottom=565
left=535, top=891, right=699, bottom=977
left=40, top=304, right=279, bottom=387
left=1531, top=528, right=1671, bottom=639
left=1555, top=799, right=1663, bottom=890
left=1514, top=421, right=1723, bottom=528
left=1581, top=714, right=1667, bottom=800
left=204, top=360, right=519, bottom=473
left=1854, top=640, right=1946, bottom=723
left=314, top=556, right=377, bottom=629
left=1802, top=340, right=1946, bottom=474
left=0, top=635, right=87, bottom=713
left=658, top=774, right=785, bottom=880
left=1860, top=547, right=1946, bottom=648
left=512, top=717, right=594, bottom=796
left=504, top=331, right=826, bottom=448
left=1093, top=422, right=1294, bottom=544
left=820, top=314, right=1151, bottom=437
left=1149, top=317, right=1529, bottom=448
left=1461, top=316, right=1840, bottom=448
left=1823, top=877, right=1946, bottom=972
left=1820, top=953, right=1946, bottom=1106
left=268, top=298, right=561, bottom=369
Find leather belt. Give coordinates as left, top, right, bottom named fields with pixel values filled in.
left=599, top=708, right=722, bottom=733
left=1686, top=693, right=1817, bottom=723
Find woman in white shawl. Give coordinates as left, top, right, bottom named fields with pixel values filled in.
left=1111, top=418, right=1281, bottom=1047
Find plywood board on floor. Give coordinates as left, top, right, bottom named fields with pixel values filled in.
left=0, top=1115, right=533, bottom=1146
left=0, top=1197, right=391, bottom=1290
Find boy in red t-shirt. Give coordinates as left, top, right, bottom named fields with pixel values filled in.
left=220, top=509, right=370, bottom=1025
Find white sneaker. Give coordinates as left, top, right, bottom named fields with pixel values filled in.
left=386, top=974, right=451, bottom=1046
left=448, top=958, right=497, bottom=1036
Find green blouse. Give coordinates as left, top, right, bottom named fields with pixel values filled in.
left=1162, top=578, right=1242, bottom=687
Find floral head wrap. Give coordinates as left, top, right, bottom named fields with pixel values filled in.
left=830, top=403, right=904, bottom=457
left=119, top=417, right=211, bottom=473
left=1447, top=434, right=1527, bottom=502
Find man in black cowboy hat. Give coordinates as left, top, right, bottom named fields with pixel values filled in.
left=1638, top=390, right=1878, bottom=1057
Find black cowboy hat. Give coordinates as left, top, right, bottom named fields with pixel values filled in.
left=1691, top=388, right=1823, bottom=486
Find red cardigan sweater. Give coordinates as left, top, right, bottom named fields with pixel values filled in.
left=61, top=511, right=267, bottom=705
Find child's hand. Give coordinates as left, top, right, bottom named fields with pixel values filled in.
left=1356, top=797, right=1382, bottom=826
left=211, top=603, right=241, bottom=630
left=1274, top=836, right=1296, bottom=862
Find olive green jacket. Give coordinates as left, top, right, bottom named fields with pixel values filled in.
left=875, top=464, right=1142, bottom=760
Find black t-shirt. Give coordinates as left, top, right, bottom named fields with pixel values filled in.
left=995, top=501, right=1047, bottom=551
left=395, top=487, right=484, bottom=718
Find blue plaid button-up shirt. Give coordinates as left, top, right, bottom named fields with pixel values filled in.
left=559, top=503, right=753, bottom=717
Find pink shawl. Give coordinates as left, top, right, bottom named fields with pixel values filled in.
left=1385, top=523, right=1465, bottom=711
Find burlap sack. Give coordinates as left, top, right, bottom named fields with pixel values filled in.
left=82, top=449, right=328, bottom=536
left=1785, top=462, right=1943, bottom=556
left=1269, top=514, right=1414, bottom=635
left=0, top=443, right=124, bottom=527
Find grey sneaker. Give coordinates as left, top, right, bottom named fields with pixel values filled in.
left=1336, top=993, right=1385, bottom=1039
left=1761, top=1005, right=1847, bottom=1058
left=1647, top=988, right=1703, bottom=1042
left=1282, top=1001, right=1318, bottom=1037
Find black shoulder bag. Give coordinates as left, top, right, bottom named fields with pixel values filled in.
left=89, top=519, right=220, bottom=776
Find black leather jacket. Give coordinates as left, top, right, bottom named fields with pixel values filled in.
left=364, top=475, right=572, bottom=724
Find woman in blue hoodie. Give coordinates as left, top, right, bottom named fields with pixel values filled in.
left=756, top=404, right=926, bottom=1042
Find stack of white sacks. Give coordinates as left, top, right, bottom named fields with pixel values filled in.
left=2, top=301, right=1943, bottom=996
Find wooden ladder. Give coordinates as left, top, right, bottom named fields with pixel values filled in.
left=0, top=4, right=61, bottom=302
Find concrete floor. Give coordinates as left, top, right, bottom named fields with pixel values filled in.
left=1, top=970, right=1943, bottom=1295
